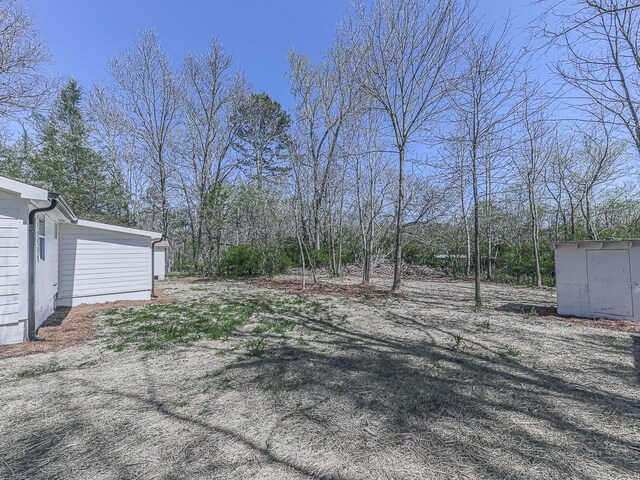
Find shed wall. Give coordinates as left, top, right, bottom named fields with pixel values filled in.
left=555, top=243, right=640, bottom=322
left=58, top=223, right=152, bottom=306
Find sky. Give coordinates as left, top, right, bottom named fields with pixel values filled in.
left=23, top=0, right=541, bottom=112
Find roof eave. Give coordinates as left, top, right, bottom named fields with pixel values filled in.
left=47, top=193, right=78, bottom=223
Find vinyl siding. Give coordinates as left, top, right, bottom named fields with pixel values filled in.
left=0, top=219, right=23, bottom=326
left=58, top=223, right=152, bottom=304
left=0, top=191, right=28, bottom=344
left=34, top=213, right=60, bottom=328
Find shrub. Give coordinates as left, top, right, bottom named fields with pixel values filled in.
left=260, top=246, right=293, bottom=276
left=220, top=245, right=261, bottom=277
left=220, top=244, right=292, bottom=278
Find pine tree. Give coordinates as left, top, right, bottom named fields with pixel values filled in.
left=232, top=92, right=291, bottom=188
left=31, top=79, right=129, bottom=223
left=0, top=129, right=34, bottom=181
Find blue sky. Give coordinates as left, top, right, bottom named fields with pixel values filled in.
left=23, top=0, right=539, bottom=111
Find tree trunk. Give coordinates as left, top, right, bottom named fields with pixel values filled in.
left=471, top=146, right=481, bottom=305
left=485, top=160, right=493, bottom=281
left=392, top=146, right=405, bottom=292
left=528, top=184, right=542, bottom=287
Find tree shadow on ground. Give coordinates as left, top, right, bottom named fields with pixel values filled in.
left=3, top=303, right=640, bottom=479
left=496, top=303, right=557, bottom=316
left=633, top=336, right=640, bottom=384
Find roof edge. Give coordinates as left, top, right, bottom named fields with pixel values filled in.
left=0, top=175, right=49, bottom=201
left=76, top=219, right=162, bottom=239
left=48, top=193, right=78, bottom=222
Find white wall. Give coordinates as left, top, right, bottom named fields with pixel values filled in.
left=34, top=212, right=59, bottom=329
left=0, top=191, right=28, bottom=344
left=153, top=247, right=166, bottom=280
left=555, top=242, right=640, bottom=322
left=58, top=223, right=153, bottom=306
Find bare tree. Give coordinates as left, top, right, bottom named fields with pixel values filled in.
left=107, top=29, right=180, bottom=236
left=351, top=111, right=393, bottom=283
left=451, top=19, right=524, bottom=304
left=542, top=0, right=640, bottom=157
left=178, top=38, right=245, bottom=268
left=574, top=112, right=628, bottom=239
left=88, top=86, right=143, bottom=223
left=343, top=0, right=467, bottom=291
left=513, top=82, right=554, bottom=287
left=288, top=46, right=356, bottom=255
left=0, top=0, right=49, bottom=122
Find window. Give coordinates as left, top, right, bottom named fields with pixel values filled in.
left=38, top=216, right=45, bottom=261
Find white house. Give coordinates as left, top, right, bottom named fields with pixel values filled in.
left=0, top=176, right=163, bottom=345
left=553, top=240, right=640, bottom=322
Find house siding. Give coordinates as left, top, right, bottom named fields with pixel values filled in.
left=154, top=247, right=166, bottom=280
left=57, top=223, right=152, bottom=306
left=0, top=191, right=28, bottom=344
left=34, top=213, right=59, bottom=329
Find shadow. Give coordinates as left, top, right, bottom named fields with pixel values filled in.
left=497, top=303, right=557, bottom=316
left=634, top=336, right=640, bottom=383
left=38, top=307, right=72, bottom=328
left=3, top=287, right=640, bottom=479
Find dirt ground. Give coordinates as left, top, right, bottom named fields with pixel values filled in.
left=0, top=275, right=639, bottom=479
left=0, top=288, right=173, bottom=359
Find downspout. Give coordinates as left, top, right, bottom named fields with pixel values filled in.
left=151, top=236, right=165, bottom=298
left=27, top=199, right=58, bottom=341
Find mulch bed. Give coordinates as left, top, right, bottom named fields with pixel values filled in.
left=0, top=287, right=173, bottom=359
left=257, top=278, right=407, bottom=300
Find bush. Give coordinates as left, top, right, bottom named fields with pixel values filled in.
left=220, top=245, right=261, bottom=277
left=220, top=244, right=292, bottom=278
left=260, top=246, right=292, bottom=276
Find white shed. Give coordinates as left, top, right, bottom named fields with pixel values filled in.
left=0, top=175, right=161, bottom=345
left=553, top=240, right=640, bottom=322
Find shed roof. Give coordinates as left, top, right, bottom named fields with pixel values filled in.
left=552, top=240, right=640, bottom=249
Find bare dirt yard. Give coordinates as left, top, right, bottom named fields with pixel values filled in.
left=1, top=275, right=639, bottom=479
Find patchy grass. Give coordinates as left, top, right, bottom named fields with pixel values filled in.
left=101, top=295, right=322, bottom=351
left=245, top=338, right=267, bottom=356
left=1, top=276, right=639, bottom=480
left=16, top=364, right=67, bottom=379
left=502, top=345, right=522, bottom=357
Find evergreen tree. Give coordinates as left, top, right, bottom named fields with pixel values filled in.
left=232, top=92, right=291, bottom=188
left=31, top=79, right=129, bottom=223
left=0, top=128, right=34, bottom=181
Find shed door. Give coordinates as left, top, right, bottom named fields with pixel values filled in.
left=587, top=249, right=633, bottom=317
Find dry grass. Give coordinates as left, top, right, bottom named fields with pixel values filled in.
left=0, top=285, right=173, bottom=359
left=0, top=275, right=638, bottom=479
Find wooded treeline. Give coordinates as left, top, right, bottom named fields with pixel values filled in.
left=1, top=0, right=640, bottom=301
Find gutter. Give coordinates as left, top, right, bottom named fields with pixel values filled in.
left=151, top=236, right=166, bottom=298
left=27, top=198, right=59, bottom=341
left=48, top=193, right=78, bottom=223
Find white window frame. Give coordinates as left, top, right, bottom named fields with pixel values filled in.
left=38, top=216, right=45, bottom=261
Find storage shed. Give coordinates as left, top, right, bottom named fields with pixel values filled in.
left=0, top=175, right=161, bottom=345
left=553, top=240, right=640, bottom=322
